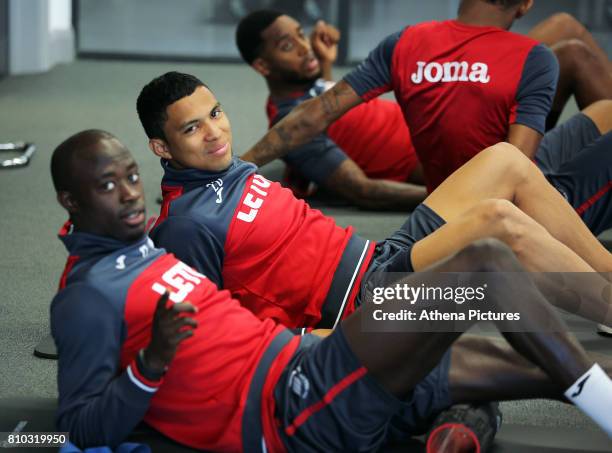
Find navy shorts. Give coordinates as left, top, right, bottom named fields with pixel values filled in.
left=536, top=113, right=612, bottom=235
left=368, top=203, right=446, bottom=275
left=401, top=203, right=447, bottom=242
left=354, top=204, right=446, bottom=308
left=273, top=328, right=452, bottom=451
left=535, top=112, right=601, bottom=173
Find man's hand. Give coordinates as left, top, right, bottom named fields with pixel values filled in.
left=143, top=290, right=198, bottom=373
left=311, top=20, right=340, bottom=80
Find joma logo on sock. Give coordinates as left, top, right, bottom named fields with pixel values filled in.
left=571, top=374, right=590, bottom=398
left=411, top=61, right=491, bottom=84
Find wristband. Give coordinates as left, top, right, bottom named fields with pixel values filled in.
left=136, top=348, right=167, bottom=381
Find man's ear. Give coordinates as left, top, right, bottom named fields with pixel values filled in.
left=57, top=191, right=78, bottom=214
left=252, top=57, right=271, bottom=77
left=149, top=139, right=173, bottom=160
left=515, top=0, right=533, bottom=19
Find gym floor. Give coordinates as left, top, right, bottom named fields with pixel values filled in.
left=0, top=60, right=610, bottom=451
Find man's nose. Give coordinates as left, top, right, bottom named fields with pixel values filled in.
left=297, top=36, right=311, bottom=55
left=119, top=180, right=140, bottom=201
left=203, top=121, right=222, bottom=142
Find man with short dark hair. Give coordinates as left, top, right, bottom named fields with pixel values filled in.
left=138, top=71, right=612, bottom=335
left=242, top=0, right=612, bottom=235
left=50, top=130, right=612, bottom=450
left=236, top=10, right=426, bottom=209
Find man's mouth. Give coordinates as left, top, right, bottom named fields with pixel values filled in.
left=208, top=143, right=229, bottom=157
left=121, top=208, right=146, bottom=227
left=304, top=56, right=319, bottom=72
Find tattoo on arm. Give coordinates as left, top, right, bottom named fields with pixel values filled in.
left=275, top=125, right=292, bottom=146
left=321, top=82, right=355, bottom=118
left=242, top=81, right=362, bottom=166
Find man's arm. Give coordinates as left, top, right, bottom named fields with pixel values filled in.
left=507, top=124, right=543, bottom=159
left=52, top=284, right=158, bottom=448
left=310, top=20, right=340, bottom=81
left=507, top=44, right=559, bottom=158
left=243, top=29, right=401, bottom=167
left=150, top=217, right=224, bottom=287
left=242, top=81, right=363, bottom=167
left=324, top=159, right=426, bottom=210
left=53, top=286, right=197, bottom=448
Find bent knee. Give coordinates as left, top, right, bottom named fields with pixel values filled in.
left=476, top=144, right=535, bottom=183
left=482, top=142, right=529, bottom=163
left=472, top=199, right=534, bottom=248
left=461, top=237, right=514, bottom=259
left=481, top=142, right=529, bottom=164
left=548, top=12, right=586, bottom=39
left=552, top=38, right=594, bottom=67
left=456, top=238, right=518, bottom=271
left=476, top=199, right=518, bottom=223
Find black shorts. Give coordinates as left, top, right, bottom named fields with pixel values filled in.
left=273, top=328, right=452, bottom=451
left=536, top=113, right=612, bottom=235
left=369, top=203, right=446, bottom=275
left=354, top=204, right=446, bottom=308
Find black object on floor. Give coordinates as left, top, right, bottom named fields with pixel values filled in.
left=33, top=334, right=57, bottom=360
left=1, top=398, right=610, bottom=453
left=0, top=398, right=198, bottom=453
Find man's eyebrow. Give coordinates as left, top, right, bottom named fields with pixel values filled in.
left=179, top=118, right=199, bottom=130
left=274, top=33, right=292, bottom=44
left=98, top=169, right=117, bottom=179
left=98, top=159, right=138, bottom=179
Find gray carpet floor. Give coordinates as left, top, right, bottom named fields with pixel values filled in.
left=0, top=59, right=610, bottom=444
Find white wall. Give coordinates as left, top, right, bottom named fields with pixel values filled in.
left=49, top=0, right=71, bottom=31
left=9, top=0, right=74, bottom=74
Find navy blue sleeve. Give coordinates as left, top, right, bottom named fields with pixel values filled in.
left=150, top=217, right=224, bottom=288
left=343, top=29, right=403, bottom=99
left=513, top=44, right=559, bottom=134
left=51, top=284, right=154, bottom=448
left=271, top=100, right=348, bottom=184
left=283, top=134, right=348, bottom=185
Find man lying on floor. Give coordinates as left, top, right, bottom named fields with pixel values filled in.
left=50, top=129, right=612, bottom=451
left=240, top=0, right=612, bottom=234
left=237, top=12, right=426, bottom=209
left=137, top=72, right=612, bottom=334
left=235, top=9, right=611, bottom=211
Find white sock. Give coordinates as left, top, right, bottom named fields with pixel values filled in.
left=564, top=363, right=612, bottom=438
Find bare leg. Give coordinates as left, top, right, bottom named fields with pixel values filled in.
left=527, top=13, right=611, bottom=72
left=420, top=142, right=612, bottom=272
left=449, top=335, right=612, bottom=403
left=547, top=40, right=612, bottom=129
left=527, top=13, right=612, bottom=129
left=342, top=240, right=594, bottom=399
